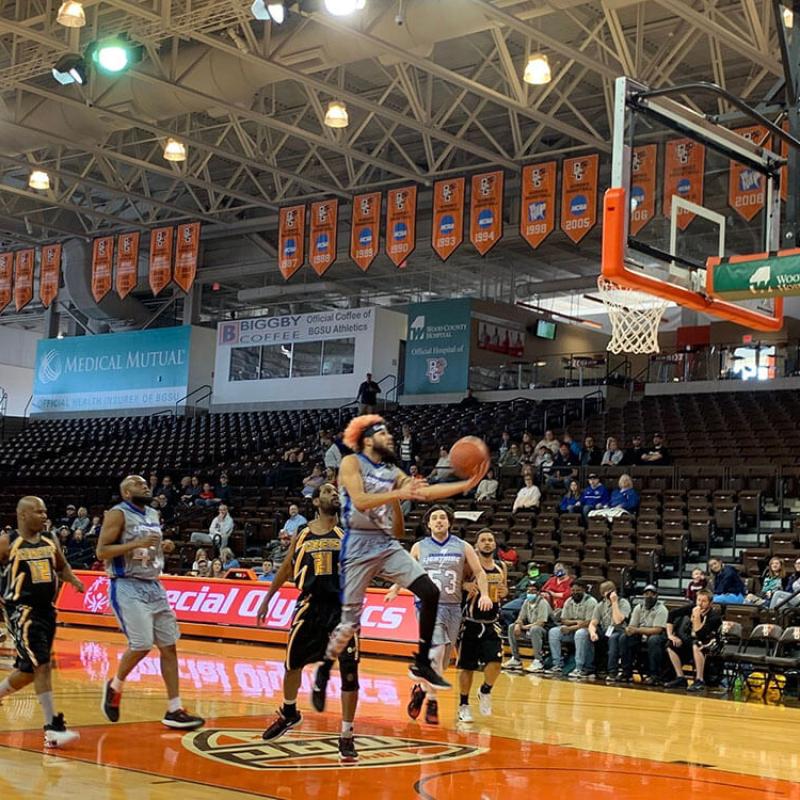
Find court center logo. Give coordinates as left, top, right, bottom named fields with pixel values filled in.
left=183, top=729, right=483, bottom=771
left=38, top=349, right=62, bottom=384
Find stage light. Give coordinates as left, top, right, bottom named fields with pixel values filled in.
left=523, top=53, right=551, bottom=85
left=88, top=35, right=141, bottom=74
left=324, top=100, right=349, bottom=128
left=251, top=0, right=286, bottom=23
left=29, top=170, right=50, bottom=191
left=163, top=138, right=187, bottom=162
left=323, top=0, right=366, bottom=17
left=52, top=53, right=87, bottom=86
left=56, top=1, right=86, bottom=28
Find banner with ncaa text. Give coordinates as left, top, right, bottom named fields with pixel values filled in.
left=278, top=205, right=305, bottom=280
left=386, top=186, right=417, bottom=267
left=630, top=144, right=657, bottom=236
left=174, top=222, right=201, bottom=292
left=729, top=125, right=767, bottom=223
left=663, top=139, right=705, bottom=230
left=92, top=236, right=113, bottom=303
left=14, top=248, right=34, bottom=312
left=560, top=154, right=598, bottom=244
left=520, top=162, right=556, bottom=250
left=432, top=177, right=465, bottom=261
left=350, top=192, right=381, bottom=271
left=309, top=199, right=338, bottom=276
left=470, top=170, right=504, bottom=255
left=39, top=243, right=61, bottom=308
left=149, top=226, right=174, bottom=295
left=116, top=232, right=140, bottom=299
left=0, top=253, right=12, bottom=313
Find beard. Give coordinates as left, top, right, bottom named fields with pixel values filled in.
left=130, top=493, right=152, bottom=506
left=320, top=500, right=340, bottom=516
left=372, top=441, right=397, bottom=464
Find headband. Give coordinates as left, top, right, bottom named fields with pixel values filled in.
left=364, top=422, right=388, bottom=438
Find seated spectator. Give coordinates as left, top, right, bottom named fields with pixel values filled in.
left=745, top=557, right=785, bottom=606
left=302, top=464, right=325, bottom=497
left=196, top=482, right=220, bottom=508
left=589, top=580, right=632, bottom=680
left=181, top=476, right=202, bottom=506
left=547, top=580, right=597, bottom=677
left=60, top=505, right=77, bottom=528
left=323, top=430, right=346, bottom=472
left=430, top=446, right=455, bottom=483
left=536, top=429, right=560, bottom=456
left=580, top=473, right=610, bottom=518
left=460, top=388, right=480, bottom=408
left=148, top=473, right=160, bottom=495
left=533, top=445, right=553, bottom=478
left=501, top=561, right=548, bottom=627
left=475, top=468, right=498, bottom=502
left=769, top=556, right=800, bottom=610
left=685, top=568, right=708, bottom=603
left=503, top=582, right=553, bottom=672
left=157, top=476, right=177, bottom=506
left=282, top=504, right=308, bottom=536
left=519, top=443, right=536, bottom=468
left=87, top=516, right=102, bottom=539
left=191, top=505, right=234, bottom=550
left=210, top=558, right=226, bottom=578
left=499, top=443, right=521, bottom=468
left=192, top=548, right=209, bottom=573
left=513, top=473, right=541, bottom=513
left=619, top=584, right=668, bottom=684
left=216, top=474, right=233, bottom=506
left=220, top=547, right=240, bottom=570
left=496, top=539, right=519, bottom=569
left=562, top=432, right=581, bottom=460
left=268, top=530, right=293, bottom=570
left=194, top=558, right=211, bottom=578
left=547, top=443, right=578, bottom=490
left=622, top=435, right=645, bottom=466
left=497, top=431, right=512, bottom=459
left=708, top=557, right=746, bottom=603
left=398, top=424, right=419, bottom=473
left=589, top=474, right=639, bottom=518
left=640, top=432, right=671, bottom=465
left=71, top=506, right=91, bottom=534
left=665, top=589, right=722, bottom=692
left=258, top=559, right=276, bottom=582
left=66, top=529, right=93, bottom=568
left=56, top=525, right=72, bottom=549
left=541, top=563, right=573, bottom=610
left=601, top=436, right=624, bottom=466
left=559, top=480, right=582, bottom=513
left=155, top=494, right=176, bottom=525
left=324, top=466, right=337, bottom=485
left=177, top=475, right=191, bottom=498
left=579, top=436, right=602, bottom=467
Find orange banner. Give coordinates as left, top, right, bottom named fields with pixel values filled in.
left=91, top=236, right=113, bottom=303
left=728, top=126, right=768, bottom=222
left=149, top=226, right=173, bottom=296
left=39, top=243, right=61, bottom=308
left=630, top=144, right=657, bottom=236
left=470, top=170, right=504, bottom=255
left=174, top=222, right=201, bottom=293
left=278, top=205, right=305, bottom=280
left=14, top=249, right=34, bottom=311
left=0, top=253, right=12, bottom=313
left=520, top=162, right=556, bottom=250
left=309, top=199, right=338, bottom=276
left=560, top=154, right=598, bottom=244
left=350, top=192, right=381, bottom=272
left=116, top=232, right=140, bottom=299
left=431, top=178, right=465, bottom=261
left=663, top=139, right=705, bottom=230
left=386, top=186, right=417, bottom=267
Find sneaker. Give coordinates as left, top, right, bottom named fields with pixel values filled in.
left=407, top=684, right=426, bottom=721
left=408, top=654, right=451, bottom=690
left=424, top=699, right=439, bottom=725
left=664, top=676, right=689, bottom=690
left=544, top=665, right=563, bottom=676
left=457, top=704, right=474, bottom=723
left=686, top=679, right=706, bottom=693
left=641, top=676, right=659, bottom=687
left=605, top=673, right=617, bottom=684
left=502, top=657, right=523, bottom=671
left=338, top=736, right=359, bottom=764
left=478, top=690, right=492, bottom=716
left=262, top=708, right=302, bottom=741
left=101, top=680, right=121, bottom=723
left=571, top=669, right=592, bottom=681
left=312, top=661, right=332, bottom=713
left=617, top=671, right=633, bottom=684
left=44, top=713, right=80, bottom=749
left=162, top=708, right=204, bottom=730
left=525, top=659, right=544, bottom=673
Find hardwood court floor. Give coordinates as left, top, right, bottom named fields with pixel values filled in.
left=0, top=628, right=798, bottom=799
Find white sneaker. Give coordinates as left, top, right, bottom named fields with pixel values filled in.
left=44, top=727, right=80, bottom=748
left=525, top=659, right=544, bottom=673
left=457, top=704, right=474, bottom=723
left=478, top=690, right=492, bottom=716
left=502, top=657, right=523, bottom=670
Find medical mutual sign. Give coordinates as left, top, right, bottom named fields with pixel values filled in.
left=32, top=326, right=191, bottom=413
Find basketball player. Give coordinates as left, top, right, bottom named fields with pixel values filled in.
left=257, top=483, right=362, bottom=763
left=0, top=496, right=84, bottom=747
left=312, top=415, right=488, bottom=710
left=457, top=529, right=508, bottom=723
left=385, top=504, right=491, bottom=725
left=96, top=475, right=203, bottom=730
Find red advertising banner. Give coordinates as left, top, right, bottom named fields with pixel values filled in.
left=308, top=199, right=338, bottom=276
left=630, top=144, right=657, bottom=236
left=115, top=231, right=140, bottom=299
left=729, top=125, right=768, bottom=222
left=174, top=222, right=201, bottom=293
left=149, top=226, right=174, bottom=296
left=560, top=154, right=598, bottom=244
left=431, top=177, right=465, bottom=261
left=470, top=170, right=504, bottom=255
left=520, top=162, right=556, bottom=250
left=385, top=186, right=417, bottom=267
left=39, top=243, right=62, bottom=308
left=663, top=139, right=705, bottom=230
left=278, top=205, right=306, bottom=280
left=91, top=236, right=113, bottom=303
left=350, top=192, right=381, bottom=272
left=0, top=253, right=12, bottom=313
left=14, top=248, right=35, bottom=311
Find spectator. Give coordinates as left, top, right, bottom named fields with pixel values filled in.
left=512, top=473, right=541, bottom=513
left=210, top=558, right=225, bottom=578
left=685, top=568, right=708, bottom=603
left=547, top=580, right=597, bottom=677
left=192, top=505, right=234, bottom=550
left=559, top=480, right=582, bottom=513
left=623, top=435, right=646, bottom=467
left=476, top=468, right=498, bottom=502
left=547, top=443, right=578, bottom=490
left=769, top=556, right=800, bottom=610
left=178, top=476, right=192, bottom=498
left=562, top=432, right=582, bottom=460
left=497, top=539, right=519, bottom=569
left=579, top=436, right=602, bottom=467
left=258, top=559, right=276, bottom=582
left=536, top=429, right=560, bottom=456
left=302, top=464, right=325, bottom=498
left=282, top=504, right=308, bottom=536
left=499, top=443, right=521, bottom=468
left=745, top=557, right=785, bottom=606
left=56, top=525, right=71, bottom=549
left=541, top=563, right=573, bottom=610
left=181, top=476, right=202, bottom=506
left=460, top=388, right=480, bottom=408
left=87, top=516, right=102, bottom=539
left=156, top=494, right=176, bottom=525
left=60, top=504, right=77, bottom=528
left=324, top=466, right=337, bottom=485
left=533, top=445, right=554, bottom=478
left=71, top=506, right=90, bottom=535
left=608, top=474, right=639, bottom=513
left=580, top=474, right=610, bottom=518
left=195, top=558, right=211, bottom=578
left=157, top=476, right=177, bottom=506
left=500, top=561, right=549, bottom=627
left=708, top=557, right=746, bottom=603
left=601, top=436, right=624, bottom=466
left=356, top=372, right=381, bottom=413
left=589, top=580, right=632, bottom=681
left=619, top=584, right=668, bottom=684
left=148, top=473, right=160, bottom=495
left=268, top=530, right=293, bottom=570
left=192, top=548, right=209, bottom=572
left=665, top=589, right=721, bottom=692
left=324, top=431, right=346, bottom=471
left=220, top=547, right=240, bottom=570
left=498, top=431, right=512, bottom=460
left=398, top=424, right=418, bottom=473
left=430, top=446, right=455, bottom=483
left=640, top=433, right=671, bottom=465
left=66, top=529, right=92, bottom=568
left=195, top=482, right=219, bottom=508
left=216, top=474, right=233, bottom=506
left=503, top=582, right=552, bottom=673
left=519, top=443, right=536, bottom=469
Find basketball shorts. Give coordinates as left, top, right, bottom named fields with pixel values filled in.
left=433, top=603, right=463, bottom=648
left=109, top=577, right=180, bottom=651
left=285, top=594, right=359, bottom=673
left=6, top=604, right=56, bottom=673
left=457, top=619, right=503, bottom=671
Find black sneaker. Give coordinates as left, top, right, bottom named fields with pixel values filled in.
left=338, top=736, right=359, bottom=764
left=664, top=676, right=688, bottom=689
left=408, top=654, right=451, bottom=689
left=262, top=708, right=302, bottom=741
left=101, top=680, right=122, bottom=723
left=44, top=712, right=80, bottom=748
left=312, top=661, right=332, bottom=713
left=686, top=679, right=706, bottom=693
left=162, top=708, right=204, bottom=730
left=407, top=684, right=426, bottom=720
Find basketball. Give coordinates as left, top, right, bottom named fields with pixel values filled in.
left=448, top=436, right=490, bottom=478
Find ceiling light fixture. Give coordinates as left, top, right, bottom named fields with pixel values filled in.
left=51, top=53, right=87, bottom=86
left=163, top=138, right=187, bottom=162
left=251, top=0, right=287, bottom=23
left=88, top=35, right=142, bottom=74
left=783, top=5, right=794, bottom=27
left=323, top=0, right=366, bottom=17
left=523, top=53, right=552, bottom=85
left=324, top=100, right=349, bottom=128
left=56, top=1, right=86, bottom=28
left=29, top=170, right=51, bottom=191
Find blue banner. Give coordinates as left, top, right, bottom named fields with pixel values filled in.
left=32, top=326, right=191, bottom=413
left=404, top=299, right=471, bottom=394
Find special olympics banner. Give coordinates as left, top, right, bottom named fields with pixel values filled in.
left=309, top=199, right=338, bottom=276
left=32, top=326, right=191, bottom=413
left=431, top=177, right=465, bottom=261
left=91, top=236, right=114, bottom=303
left=385, top=186, right=417, bottom=267
left=278, top=205, right=305, bottom=280
left=174, top=222, right=201, bottom=292
left=149, top=226, right=174, bottom=295
left=404, top=298, right=471, bottom=395
left=350, top=192, right=381, bottom=272
left=14, top=248, right=34, bottom=311
left=470, top=170, right=504, bottom=255
left=560, top=154, right=598, bottom=244
left=0, top=252, right=11, bottom=313
left=630, top=144, right=657, bottom=235
left=729, top=125, right=767, bottom=222
left=39, top=243, right=61, bottom=308
left=663, top=138, right=705, bottom=230
left=520, top=162, right=556, bottom=250
left=116, top=232, right=140, bottom=299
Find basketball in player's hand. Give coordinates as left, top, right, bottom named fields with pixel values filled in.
left=449, top=436, right=490, bottom=478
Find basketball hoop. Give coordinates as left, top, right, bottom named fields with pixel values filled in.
left=597, top=276, right=668, bottom=354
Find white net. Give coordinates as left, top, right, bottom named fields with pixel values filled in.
left=597, top=277, right=669, bottom=355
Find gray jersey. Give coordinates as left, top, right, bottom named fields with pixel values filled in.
left=341, top=454, right=402, bottom=536
left=417, top=535, right=468, bottom=605
left=105, top=502, right=164, bottom=581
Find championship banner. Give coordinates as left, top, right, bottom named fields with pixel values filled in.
left=386, top=186, right=417, bottom=267
left=350, top=192, right=381, bottom=272
left=560, top=154, right=598, bottom=244
left=431, top=177, right=465, bottom=261
left=39, top=243, right=62, bottom=308
left=663, top=139, right=705, bottom=230
left=0, top=253, right=12, bottom=313
left=470, top=170, right=504, bottom=255
left=149, top=226, right=174, bottom=296
left=174, top=222, right=201, bottom=293
left=630, top=144, right=657, bottom=236
left=520, top=162, right=556, bottom=250
left=115, top=232, right=140, bottom=299
left=729, top=126, right=768, bottom=222
left=14, top=248, right=34, bottom=311
left=309, top=199, right=338, bottom=276
left=278, top=205, right=305, bottom=280
left=91, top=236, right=113, bottom=303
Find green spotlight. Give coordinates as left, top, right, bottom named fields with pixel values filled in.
left=88, top=35, right=141, bottom=74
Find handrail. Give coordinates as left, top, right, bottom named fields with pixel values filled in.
left=337, top=399, right=360, bottom=428
left=22, top=394, right=33, bottom=429
left=175, top=384, right=212, bottom=417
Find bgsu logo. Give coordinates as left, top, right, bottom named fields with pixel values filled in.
left=83, top=576, right=110, bottom=614
left=426, top=357, right=447, bottom=384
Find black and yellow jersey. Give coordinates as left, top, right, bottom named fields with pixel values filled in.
left=292, top=525, right=344, bottom=596
left=2, top=532, right=59, bottom=609
left=464, top=559, right=506, bottom=622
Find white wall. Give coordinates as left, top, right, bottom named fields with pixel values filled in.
left=369, top=307, right=406, bottom=396
left=0, top=327, right=41, bottom=415
left=185, top=326, right=217, bottom=410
